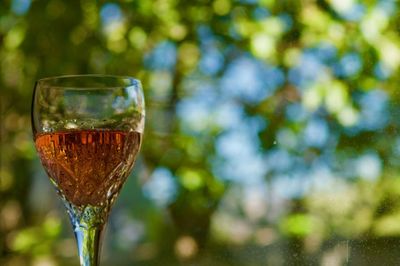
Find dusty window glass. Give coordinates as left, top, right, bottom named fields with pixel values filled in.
left=1, top=0, right=399, bottom=265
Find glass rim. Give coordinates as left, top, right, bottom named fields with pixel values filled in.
left=36, top=74, right=141, bottom=89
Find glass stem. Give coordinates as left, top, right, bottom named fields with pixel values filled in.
left=67, top=205, right=108, bottom=266
left=73, top=223, right=104, bottom=266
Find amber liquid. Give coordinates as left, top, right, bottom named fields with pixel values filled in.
left=35, top=130, right=142, bottom=207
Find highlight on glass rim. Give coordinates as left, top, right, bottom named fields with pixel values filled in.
left=2, top=0, right=400, bottom=265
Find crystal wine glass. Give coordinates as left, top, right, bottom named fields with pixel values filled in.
left=31, top=75, right=145, bottom=266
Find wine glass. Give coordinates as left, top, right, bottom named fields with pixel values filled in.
left=31, top=75, right=145, bottom=266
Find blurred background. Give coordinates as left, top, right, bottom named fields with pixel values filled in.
left=1, top=0, right=400, bottom=265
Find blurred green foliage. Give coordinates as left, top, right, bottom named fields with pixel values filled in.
left=2, top=0, right=400, bottom=265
